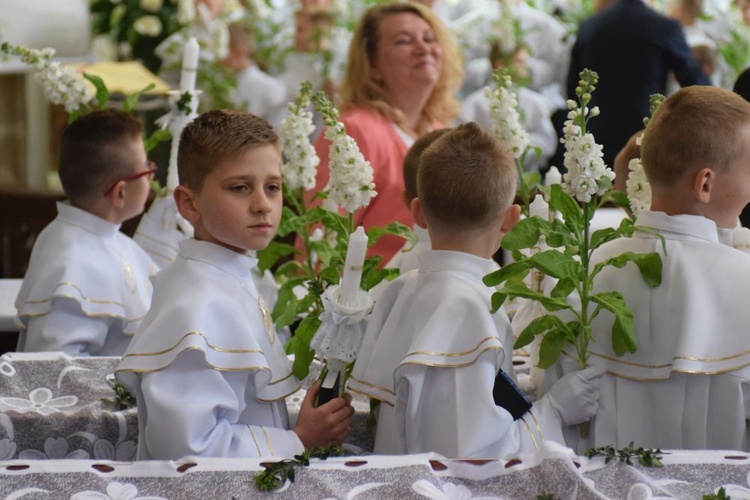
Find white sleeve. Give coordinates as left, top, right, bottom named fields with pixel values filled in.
left=139, top=349, right=304, bottom=459
left=21, top=297, right=113, bottom=356
left=396, top=350, right=542, bottom=458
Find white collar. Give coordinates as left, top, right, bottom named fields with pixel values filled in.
left=178, top=239, right=258, bottom=280
left=635, top=211, right=719, bottom=243
left=57, top=201, right=120, bottom=239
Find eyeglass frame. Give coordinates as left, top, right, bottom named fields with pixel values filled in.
left=103, top=160, right=157, bottom=197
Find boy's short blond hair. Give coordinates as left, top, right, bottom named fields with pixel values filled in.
left=403, top=129, right=450, bottom=202
left=59, top=109, right=143, bottom=204
left=178, top=110, right=279, bottom=191
left=641, top=86, right=750, bottom=187
left=418, top=122, right=517, bottom=229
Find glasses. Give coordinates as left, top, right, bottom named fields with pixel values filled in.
left=104, top=160, right=157, bottom=197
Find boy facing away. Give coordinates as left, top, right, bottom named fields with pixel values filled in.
left=349, top=123, right=603, bottom=458
left=116, top=110, right=352, bottom=460
left=384, top=129, right=449, bottom=274
left=16, top=109, right=156, bottom=356
left=548, top=85, right=750, bottom=451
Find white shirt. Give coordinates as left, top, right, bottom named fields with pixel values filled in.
left=116, top=239, right=303, bottom=460
left=16, top=202, right=154, bottom=356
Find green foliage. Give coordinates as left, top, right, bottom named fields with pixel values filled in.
left=703, top=487, right=731, bottom=500
left=89, top=0, right=184, bottom=74
left=585, top=442, right=665, bottom=467
left=486, top=71, right=664, bottom=369
left=718, top=27, right=750, bottom=87
left=101, top=378, right=136, bottom=411
left=254, top=445, right=346, bottom=492
left=492, top=184, right=662, bottom=367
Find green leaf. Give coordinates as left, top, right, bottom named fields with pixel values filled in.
left=277, top=206, right=305, bottom=237
left=83, top=72, right=109, bottom=108
left=599, top=190, right=631, bottom=211
left=361, top=255, right=396, bottom=291
left=144, top=128, right=171, bottom=153
left=596, top=251, right=663, bottom=287
left=528, top=250, right=584, bottom=280
left=514, top=314, right=570, bottom=350
left=538, top=328, right=570, bottom=368
left=591, top=291, right=637, bottom=355
left=274, top=259, right=305, bottom=277
left=545, top=219, right=577, bottom=248
left=483, top=260, right=531, bottom=287
left=550, top=277, right=577, bottom=299
left=286, top=316, right=322, bottom=379
left=367, top=222, right=416, bottom=246
left=501, top=216, right=551, bottom=251
left=490, top=291, right=507, bottom=313
left=122, top=83, right=155, bottom=111
left=309, top=240, right=339, bottom=267
left=549, top=183, right=583, bottom=230
left=319, top=263, right=342, bottom=285
left=257, top=241, right=296, bottom=272
left=500, top=280, right=571, bottom=312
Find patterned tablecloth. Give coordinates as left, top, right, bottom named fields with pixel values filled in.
left=0, top=353, right=374, bottom=462
left=5, top=353, right=750, bottom=499
left=0, top=353, right=138, bottom=461
left=3, top=445, right=750, bottom=499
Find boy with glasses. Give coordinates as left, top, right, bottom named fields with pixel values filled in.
left=15, top=109, right=157, bottom=356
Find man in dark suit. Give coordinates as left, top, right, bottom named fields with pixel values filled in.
left=567, top=0, right=711, bottom=169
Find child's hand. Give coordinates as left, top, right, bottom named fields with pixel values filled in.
left=294, top=380, right=354, bottom=449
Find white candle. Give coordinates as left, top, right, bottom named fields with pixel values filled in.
left=544, top=166, right=562, bottom=186
left=339, top=226, right=368, bottom=306
left=529, top=194, right=548, bottom=219
left=179, top=37, right=199, bottom=93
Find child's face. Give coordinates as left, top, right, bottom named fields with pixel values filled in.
left=707, top=133, right=750, bottom=227
left=187, top=144, right=283, bottom=254
left=120, top=137, right=153, bottom=222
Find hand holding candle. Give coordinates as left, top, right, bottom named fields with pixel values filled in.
left=339, top=226, right=368, bottom=308
left=179, top=37, right=199, bottom=93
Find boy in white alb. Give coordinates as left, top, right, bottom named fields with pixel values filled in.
left=16, top=109, right=156, bottom=356
left=349, top=123, right=603, bottom=458
left=385, top=129, right=449, bottom=274
left=116, top=110, right=352, bottom=460
left=547, top=86, right=750, bottom=451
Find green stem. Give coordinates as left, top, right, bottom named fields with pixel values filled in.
left=577, top=201, right=592, bottom=368
left=517, top=159, right=530, bottom=217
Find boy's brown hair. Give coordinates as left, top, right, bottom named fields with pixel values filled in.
left=58, top=109, right=143, bottom=203
left=178, top=109, right=279, bottom=190
left=641, top=86, right=750, bottom=187
left=418, top=122, right=517, bottom=229
left=403, top=128, right=450, bottom=202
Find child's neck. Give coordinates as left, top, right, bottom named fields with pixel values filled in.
left=72, top=199, right=124, bottom=225
left=428, top=227, right=498, bottom=260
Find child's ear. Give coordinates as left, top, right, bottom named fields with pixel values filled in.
left=693, top=167, right=714, bottom=204
left=501, top=204, right=522, bottom=233
left=108, top=181, right=128, bottom=209
left=174, top=185, right=201, bottom=224
left=410, top=198, right=428, bottom=229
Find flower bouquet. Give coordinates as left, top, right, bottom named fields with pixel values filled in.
left=259, top=81, right=415, bottom=381
left=484, top=69, right=663, bottom=372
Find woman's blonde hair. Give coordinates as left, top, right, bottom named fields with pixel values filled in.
left=339, top=2, right=462, bottom=133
